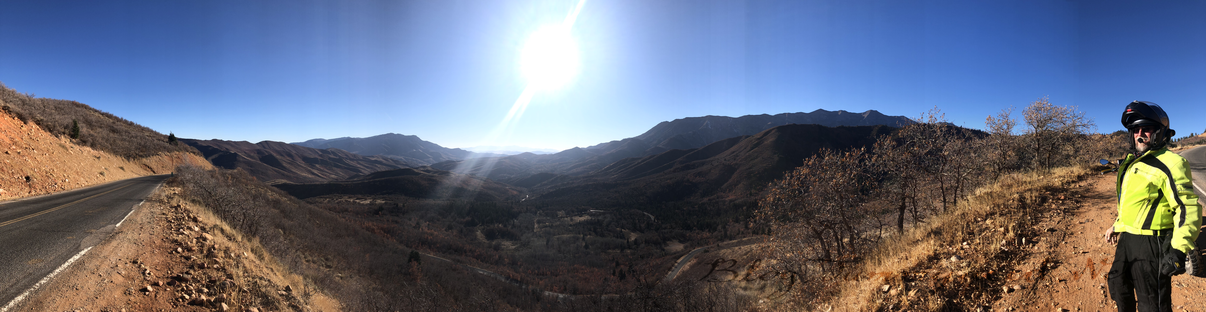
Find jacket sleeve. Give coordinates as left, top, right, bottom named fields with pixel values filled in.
left=1169, top=157, right=1201, bottom=254
left=1112, top=154, right=1135, bottom=233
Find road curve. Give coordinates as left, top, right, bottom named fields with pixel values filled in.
left=0, top=175, right=169, bottom=309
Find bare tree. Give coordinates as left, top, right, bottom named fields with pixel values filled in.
left=754, top=147, right=878, bottom=304
left=1022, top=97, right=1093, bottom=171
left=985, top=106, right=1021, bottom=177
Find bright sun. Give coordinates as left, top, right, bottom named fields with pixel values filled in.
left=520, top=26, right=579, bottom=90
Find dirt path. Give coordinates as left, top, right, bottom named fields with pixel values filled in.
left=994, top=173, right=1206, bottom=311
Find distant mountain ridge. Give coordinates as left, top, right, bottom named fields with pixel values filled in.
left=437, top=109, right=915, bottom=182
left=630, top=109, right=912, bottom=151
left=293, top=133, right=471, bottom=166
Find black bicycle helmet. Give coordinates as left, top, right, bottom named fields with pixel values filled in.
left=1122, top=101, right=1175, bottom=150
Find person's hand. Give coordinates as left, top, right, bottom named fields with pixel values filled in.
left=1104, top=227, right=1119, bottom=245
left=1161, top=249, right=1188, bottom=276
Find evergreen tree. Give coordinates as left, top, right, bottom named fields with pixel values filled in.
left=70, top=120, right=80, bottom=139
left=407, top=250, right=422, bottom=265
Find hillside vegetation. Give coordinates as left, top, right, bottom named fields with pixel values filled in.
left=0, top=82, right=199, bottom=159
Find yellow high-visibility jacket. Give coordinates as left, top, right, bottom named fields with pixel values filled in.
left=1113, top=147, right=1202, bottom=254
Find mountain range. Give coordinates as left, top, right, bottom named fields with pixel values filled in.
left=434, top=109, right=913, bottom=182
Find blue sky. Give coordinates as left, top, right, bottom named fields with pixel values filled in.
left=1, top=0, right=1204, bottom=151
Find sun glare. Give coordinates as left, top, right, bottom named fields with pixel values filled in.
left=521, top=26, right=579, bottom=90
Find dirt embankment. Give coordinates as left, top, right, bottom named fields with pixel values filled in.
left=0, top=112, right=208, bottom=200
left=995, top=173, right=1206, bottom=311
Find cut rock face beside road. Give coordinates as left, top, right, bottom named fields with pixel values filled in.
left=15, top=186, right=340, bottom=311
left=0, top=112, right=206, bottom=201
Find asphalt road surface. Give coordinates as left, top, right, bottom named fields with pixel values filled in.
left=1181, top=146, right=1206, bottom=201
left=0, top=175, right=169, bottom=310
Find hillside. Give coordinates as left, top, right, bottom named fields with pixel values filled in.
left=182, top=138, right=410, bottom=184
left=293, top=133, right=471, bottom=166
left=0, top=83, right=199, bottom=159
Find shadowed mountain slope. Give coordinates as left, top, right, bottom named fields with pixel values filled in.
left=293, top=133, right=471, bottom=166
left=182, top=139, right=409, bottom=184
left=534, top=124, right=896, bottom=205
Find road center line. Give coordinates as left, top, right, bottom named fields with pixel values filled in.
left=0, top=183, right=132, bottom=228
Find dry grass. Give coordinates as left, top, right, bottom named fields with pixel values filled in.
left=826, top=166, right=1090, bottom=311
left=1173, top=134, right=1206, bottom=150
left=168, top=187, right=327, bottom=310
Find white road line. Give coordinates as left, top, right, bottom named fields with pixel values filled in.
left=1196, top=182, right=1206, bottom=202
left=1, top=247, right=93, bottom=312
left=116, top=200, right=143, bottom=228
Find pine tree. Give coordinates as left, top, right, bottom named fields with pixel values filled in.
left=70, top=120, right=80, bottom=139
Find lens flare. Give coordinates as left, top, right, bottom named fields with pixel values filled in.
left=436, top=0, right=587, bottom=200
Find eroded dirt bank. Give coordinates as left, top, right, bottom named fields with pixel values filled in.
left=0, top=112, right=207, bottom=200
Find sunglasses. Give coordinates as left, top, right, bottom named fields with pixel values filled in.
left=1130, top=125, right=1158, bottom=133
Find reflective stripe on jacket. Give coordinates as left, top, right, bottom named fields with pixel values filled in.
left=1113, top=147, right=1202, bottom=254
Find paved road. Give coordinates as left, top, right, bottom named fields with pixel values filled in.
left=0, top=175, right=169, bottom=310
left=1181, top=146, right=1206, bottom=201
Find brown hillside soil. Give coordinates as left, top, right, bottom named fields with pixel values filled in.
left=993, top=173, right=1206, bottom=312
left=0, top=112, right=207, bottom=200
left=16, top=186, right=340, bottom=311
